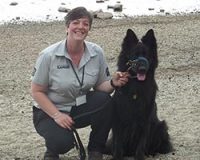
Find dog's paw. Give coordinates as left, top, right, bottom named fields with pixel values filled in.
left=123, top=157, right=135, bottom=160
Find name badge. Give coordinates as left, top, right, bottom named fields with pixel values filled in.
left=76, top=95, right=86, bottom=106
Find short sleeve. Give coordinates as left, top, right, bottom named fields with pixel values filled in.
left=31, top=53, right=50, bottom=86
left=95, top=48, right=111, bottom=86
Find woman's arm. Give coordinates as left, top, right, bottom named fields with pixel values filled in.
left=31, top=82, right=74, bottom=129
left=95, top=71, right=129, bottom=93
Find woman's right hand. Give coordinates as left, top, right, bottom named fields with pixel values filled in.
left=53, top=112, right=74, bottom=129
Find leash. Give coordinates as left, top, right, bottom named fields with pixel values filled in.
left=69, top=56, right=149, bottom=160
left=71, top=126, right=86, bottom=160
left=71, top=99, right=112, bottom=160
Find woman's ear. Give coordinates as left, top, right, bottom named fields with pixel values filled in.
left=65, top=27, right=68, bottom=35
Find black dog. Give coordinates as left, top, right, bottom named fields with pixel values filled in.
left=110, top=29, right=173, bottom=160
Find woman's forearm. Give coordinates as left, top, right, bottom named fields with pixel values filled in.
left=31, top=83, right=60, bottom=118
left=95, top=80, right=114, bottom=93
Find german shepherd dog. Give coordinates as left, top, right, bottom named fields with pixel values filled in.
left=110, top=29, right=173, bottom=160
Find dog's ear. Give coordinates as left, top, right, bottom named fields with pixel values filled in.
left=118, top=29, right=138, bottom=71
left=122, top=29, right=139, bottom=50
left=142, top=29, right=158, bottom=68
left=141, top=29, right=157, bottom=49
left=125, top=29, right=138, bottom=44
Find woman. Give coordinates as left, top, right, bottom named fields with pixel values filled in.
left=31, top=7, right=129, bottom=160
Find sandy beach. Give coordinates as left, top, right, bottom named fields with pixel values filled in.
left=0, top=14, right=200, bottom=160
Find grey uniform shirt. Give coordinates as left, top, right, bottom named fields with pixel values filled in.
left=32, top=39, right=111, bottom=112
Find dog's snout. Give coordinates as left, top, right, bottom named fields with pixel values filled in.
left=137, top=57, right=149, bottom=72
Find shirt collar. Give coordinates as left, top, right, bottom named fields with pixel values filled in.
left=55, top=39, right=98, bottom=58
left=54, top=39, right=67, bottom=57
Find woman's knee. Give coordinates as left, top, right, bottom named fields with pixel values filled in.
left=46, top=130, right=75, bottom=154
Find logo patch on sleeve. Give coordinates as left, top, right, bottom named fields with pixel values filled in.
left=31, top=67, right=36, bottom=77
left=106, top=67, right=110, bottom=76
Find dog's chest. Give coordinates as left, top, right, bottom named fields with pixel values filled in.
left=116, top=82, right=155, bottom=115
left=122, top=82, right=148, bottom=101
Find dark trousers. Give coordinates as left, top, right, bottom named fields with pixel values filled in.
left=33, top=91, right=112, bottom=155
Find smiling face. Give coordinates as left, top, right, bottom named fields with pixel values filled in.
left=66, top=17, right=90, bottom=42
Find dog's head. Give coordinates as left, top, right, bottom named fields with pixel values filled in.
left=117, top=29, right=158, bottom=81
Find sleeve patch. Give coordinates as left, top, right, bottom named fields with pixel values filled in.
left=106, top=67, right=110, bottom=76
left=32, top=67, right=36, bottom=77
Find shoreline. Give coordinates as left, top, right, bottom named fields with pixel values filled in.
left=0, top=13, right=199, bottom=27
left=0, top=13, right=200, bottom=160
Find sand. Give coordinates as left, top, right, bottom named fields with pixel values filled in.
left=0, top=14, right=199, bottom=160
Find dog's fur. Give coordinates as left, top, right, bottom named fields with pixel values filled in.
left=110, top=29, right=173, bottom=160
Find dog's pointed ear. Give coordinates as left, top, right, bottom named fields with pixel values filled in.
left=126, top=29, right=138, bottom=44
left=141, top=29, right=157, bottom=49
left=142, top=29, right=158, bottom=68
left=122, top=29, right=139, bottom=50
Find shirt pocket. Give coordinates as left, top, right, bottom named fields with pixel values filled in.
left=84, top=69, right=99, bottom=88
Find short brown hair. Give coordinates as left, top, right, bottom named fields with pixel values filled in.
left=64, top=7, right=93, bottom=29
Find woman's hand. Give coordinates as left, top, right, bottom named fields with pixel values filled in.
left=53, top=112, right=74, bottom=130
left=95, top=71, right=130, bottom=93
left=111, top=71, right=130, bottom=88
left=31, top=82, right=74, bottom=129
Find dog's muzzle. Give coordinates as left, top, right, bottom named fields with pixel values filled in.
left=126, top=57, right=149, bottom=81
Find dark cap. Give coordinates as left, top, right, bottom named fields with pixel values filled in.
left=64, top=7, right=93, bottom=29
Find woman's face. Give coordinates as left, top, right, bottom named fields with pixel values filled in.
left=66, top=17, right=90, bottom=41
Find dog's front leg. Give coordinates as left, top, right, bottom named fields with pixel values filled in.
left=112, top=132, right=124, bottom=160
left=135, top=128, right=147, bottom=160
left=135, top=146, right=145, bottom=160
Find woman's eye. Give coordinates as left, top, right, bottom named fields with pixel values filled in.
left=83, top=23, right=89, bottom=26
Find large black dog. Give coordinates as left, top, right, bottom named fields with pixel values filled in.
left=110, top=29, right=173, bottom=160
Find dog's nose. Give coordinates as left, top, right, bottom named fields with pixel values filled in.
left=137, top=57, right=149, bottom=72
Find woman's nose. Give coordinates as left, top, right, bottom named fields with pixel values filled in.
left=77, top=22, right=84, bottom=28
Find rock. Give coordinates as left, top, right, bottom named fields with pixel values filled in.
left=90, top=10, right=103, bottom=18
left=107, top=5, right=114, bottom=9
left=96, top=12, right=113, bottom=19
left=58, top=6, right=70, bottom=13
left=108, top=4, right=123, bottom=12
left=113, top=4, right=123, bottom=12
left=148, top=8, right=155, bottom=11
left=96, top=0, right=105, bottom=3
left=160, top=9, right=165, bottom=13
left=10, top=2, right=18, bottom=6
left=46, top=15, right=50, bottom=20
